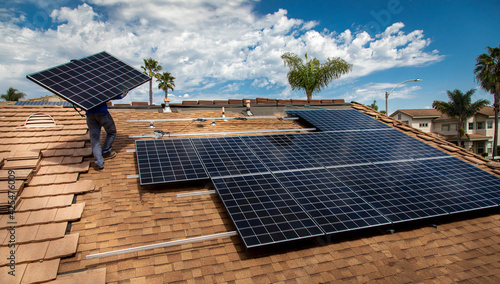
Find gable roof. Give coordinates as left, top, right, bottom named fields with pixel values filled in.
left=393, top=106, right=497, bottom=120
left=2, top=101, right=500, bottom=283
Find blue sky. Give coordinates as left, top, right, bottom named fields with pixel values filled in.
left=1, top=0, right=499, bottom=114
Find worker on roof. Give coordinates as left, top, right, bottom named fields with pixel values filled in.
left=86, top=94, right=125, bottom=170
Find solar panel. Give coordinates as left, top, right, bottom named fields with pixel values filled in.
left=135, top=139, right=209, bottom=185
left=27, top=51, right=151, bottom=111
left=291, top=132, right=371, bottom=166
left=328, top=164, right=448, bottom=223
left=212, top=173, right=324, bottom=248
left=326, top=129, right=448, bottom=162
left=191, top=136, right=269, bottom=178
left=287, top=109, right=391, bottom=131
left=375, top=158, right=498, bottom=214
left=274, top=169, right=391, bottom=234
left=241, top=134, right=323, bottom=172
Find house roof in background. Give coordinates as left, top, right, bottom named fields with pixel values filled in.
left=1, top=101, right=500, bottom=283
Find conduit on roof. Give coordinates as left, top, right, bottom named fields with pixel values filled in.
left=177, top=190, right=216, bottom=197
left=127, top=116, right=299, bottom=122
left=129, top=128, right=316, bottom=138
left=85, top=231, right=238, bottom=260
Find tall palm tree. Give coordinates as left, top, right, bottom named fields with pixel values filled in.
left=474, top=44, right=500, bottom=157
left=141, top=58, right=163, bottom=105
left=432, top=89, right=490, bottom=147
left=1, top=87, right=26, bottom=101
left=281, top=52, right=352, bottom=100
left=156, top=72, right=176, bottom=99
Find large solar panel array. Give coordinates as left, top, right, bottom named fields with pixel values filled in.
left=134, top=109, right=500, bottom=249
left=27, top=51, right=151, bottom=111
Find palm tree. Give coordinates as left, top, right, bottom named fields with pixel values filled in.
left=156, top=72, right=176, bottom=99
left=281, top=52, right=352, bottom=100
left=474, top=44, right=500, bottom=157
left=432, top=89, right=490, bottom=147
left=1, top=87, right=26, bottom=101
left=141, top=58, right=163, bottom=105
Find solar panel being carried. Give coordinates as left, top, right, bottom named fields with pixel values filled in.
left=27, top=51, right=150, bottom=111
left=286, top=109, right=391, bottom=132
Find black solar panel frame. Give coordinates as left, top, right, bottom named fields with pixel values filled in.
left=26, top=51, right=151, bottom=111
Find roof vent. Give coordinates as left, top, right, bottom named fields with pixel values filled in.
left=23, top=113, right=57, bottom=128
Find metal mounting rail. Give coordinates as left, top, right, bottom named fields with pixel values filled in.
left=129, top=128, right=316, bottom=138
left=85, top=231, right=238, bottom=260
left=127, top=116, right=298, bottom=122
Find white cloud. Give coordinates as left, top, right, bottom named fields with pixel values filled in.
left=0, top=1, right=443, bottom=105
left=344, top=82, right=422, bottom=104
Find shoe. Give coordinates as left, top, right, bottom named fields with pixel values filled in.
left=103, top=150, right=116, bottom=160
left=92, top=163, right=104, bottom=171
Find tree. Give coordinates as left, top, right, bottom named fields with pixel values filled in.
left=156, top=72, right=176, bottom=100
left=474, top=44, right=500, bottom=157
left=432, top=89, right=490, bottom=147
left=1, top=87, right=26, bottom=101
left=141, top=58, right=163, bottom=105
left=368, top=100, right=378, bottom=111
left=281, top=52, right=352, bottom=100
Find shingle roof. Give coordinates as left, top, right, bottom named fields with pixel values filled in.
left=2, top=102, right=500, bottom=283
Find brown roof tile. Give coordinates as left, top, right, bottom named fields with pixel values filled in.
left=46, top=267, right=106, bottom=284
left=21, top=259, right=60, bottom=283
left=35, top=222, right=68, bottom=242
left=45, top=233, right=79, bottom=259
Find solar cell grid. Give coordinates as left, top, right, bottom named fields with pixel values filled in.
left=291, top=132, right=370, bottom=166
left=192, top=136, right=269, bottom=178
left=212, top=173, right=324, bottom=248
left=286, top=109, right=391, bottom=131
left=135, top=139, right=208, bottom=185
left=27, top=51, right=151, bottom=111
left=415, top=157, right=500, bottom=206
left=274, top=169, right=391, bottom=234
left=328, top=164, right=448, bottom=223
left=326, top=129, right=448, bottom=162
left=241, top=134, right=322, bottom=172
left=374, top=159, right=498, bottom=214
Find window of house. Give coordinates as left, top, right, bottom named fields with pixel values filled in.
left=450, top=124, right=457, bottom=131
left=477, top=121, right=485, bottom=129
left=469, top=122, right=474, bottom=130
left=419, top=123, right=428, bottom=127
left=488, top=121, right=493, bottom=129
left=442, top=124, right=450, bottom=131
left=398, top=114, right=402, bottom=120
left=477, top=142, right=485, bottom=154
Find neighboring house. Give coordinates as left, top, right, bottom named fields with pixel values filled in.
left=391, top=107, right=498, bottom=156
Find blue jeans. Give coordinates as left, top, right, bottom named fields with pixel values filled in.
left=86, top=112, right=117, bottom=168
